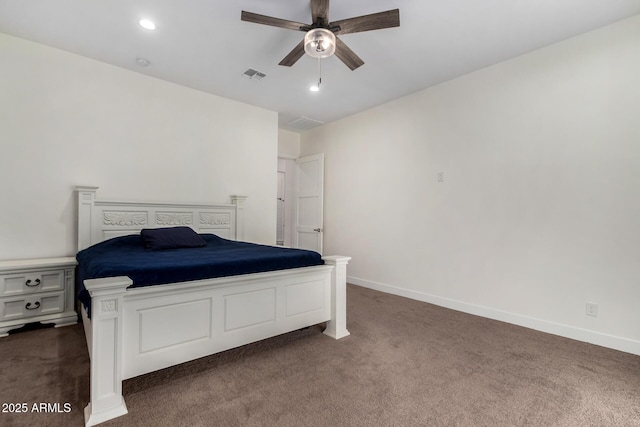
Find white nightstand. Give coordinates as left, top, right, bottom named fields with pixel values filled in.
left=0, top=257, right=77, bottom=337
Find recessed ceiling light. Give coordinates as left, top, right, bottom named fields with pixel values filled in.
left=310, top=77, right=322, bottom=92
left=139, top=19, right=156, bottom=30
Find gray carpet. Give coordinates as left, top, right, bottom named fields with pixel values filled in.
left=1, top=285, right=639, bottom=426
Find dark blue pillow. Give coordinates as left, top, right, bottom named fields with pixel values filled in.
left=140, top=227, right=207, bottom=250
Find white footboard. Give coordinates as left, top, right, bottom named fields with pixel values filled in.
left=83, top=257, right=350, bottom=427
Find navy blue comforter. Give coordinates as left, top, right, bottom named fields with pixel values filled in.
left=76, top=234, right=324, bottom=314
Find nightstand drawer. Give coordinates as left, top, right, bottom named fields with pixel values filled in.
left=0, top=269, right=66, bottom=296
left=0, top=292, right=65, bottom=321
left=0, top=258, right=76, bottom=337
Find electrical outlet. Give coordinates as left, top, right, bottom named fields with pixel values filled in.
left=437, top=172, right=444, bottom=183
left=586, top=302, right=598, bottom=317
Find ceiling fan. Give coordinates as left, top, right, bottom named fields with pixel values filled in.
left=241, top=0, right=400, bottom=70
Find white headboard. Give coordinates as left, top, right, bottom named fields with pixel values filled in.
left=75, top=186, right=247, bottom=251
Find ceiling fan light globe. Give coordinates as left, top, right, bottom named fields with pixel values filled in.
left=304, top=28, right=336, bottom=58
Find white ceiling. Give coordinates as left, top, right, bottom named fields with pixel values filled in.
left=1, top=1, right=639, bottom=132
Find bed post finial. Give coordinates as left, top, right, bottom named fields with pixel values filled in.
left=76, top=186, right=98, bottom=251
left=231, top=195, right=247, bottom=241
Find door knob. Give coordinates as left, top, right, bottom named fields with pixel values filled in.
left=313, top=228, right=322, bottom=232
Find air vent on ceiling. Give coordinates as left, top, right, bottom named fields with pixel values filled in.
left=242, top=68, right=266, bottom=80
left=287, top=116, right=324, bottom=131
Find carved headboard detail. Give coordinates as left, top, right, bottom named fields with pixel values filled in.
left=75, top=186, right=246, bottom=251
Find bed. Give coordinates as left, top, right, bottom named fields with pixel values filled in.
left=75, top=187, right=350, bottom=427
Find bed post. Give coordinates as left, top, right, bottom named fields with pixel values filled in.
left=322, top=256, right=351, bottom=339
left=231, top=195, right=247, bottom=241
left=76, top=186, right=98, bottom=251
left=83, top=276, right=131, bottom=427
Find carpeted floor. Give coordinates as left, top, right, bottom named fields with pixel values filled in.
left=1, top=285, right=639, bottom=427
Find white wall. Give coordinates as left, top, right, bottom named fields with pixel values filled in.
left=0, top=33, right=278, bottom=259
left=277, top=129, right=301, bottom=159
left=301, top=16, right=640, bottom=355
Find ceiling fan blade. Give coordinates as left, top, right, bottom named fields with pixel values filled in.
left=332, top=9, right=400, bottom=35
left=241, top=11, right=307, bottom=31
left=311, top=0, right=330, bottom=25
left=279, top=40, right=306, bottom=67
left=334, top=37, right=364, bottom=71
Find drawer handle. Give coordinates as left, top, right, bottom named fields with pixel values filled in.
left=25, top=278, right=41, bottom=287
left=25, top=301, right=41, bottom=310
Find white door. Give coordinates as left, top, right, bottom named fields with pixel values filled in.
left=294, top=154, right=324, bottom=253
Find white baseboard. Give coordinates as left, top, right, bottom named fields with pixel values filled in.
left=348, top=276, right=640, bottom=356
